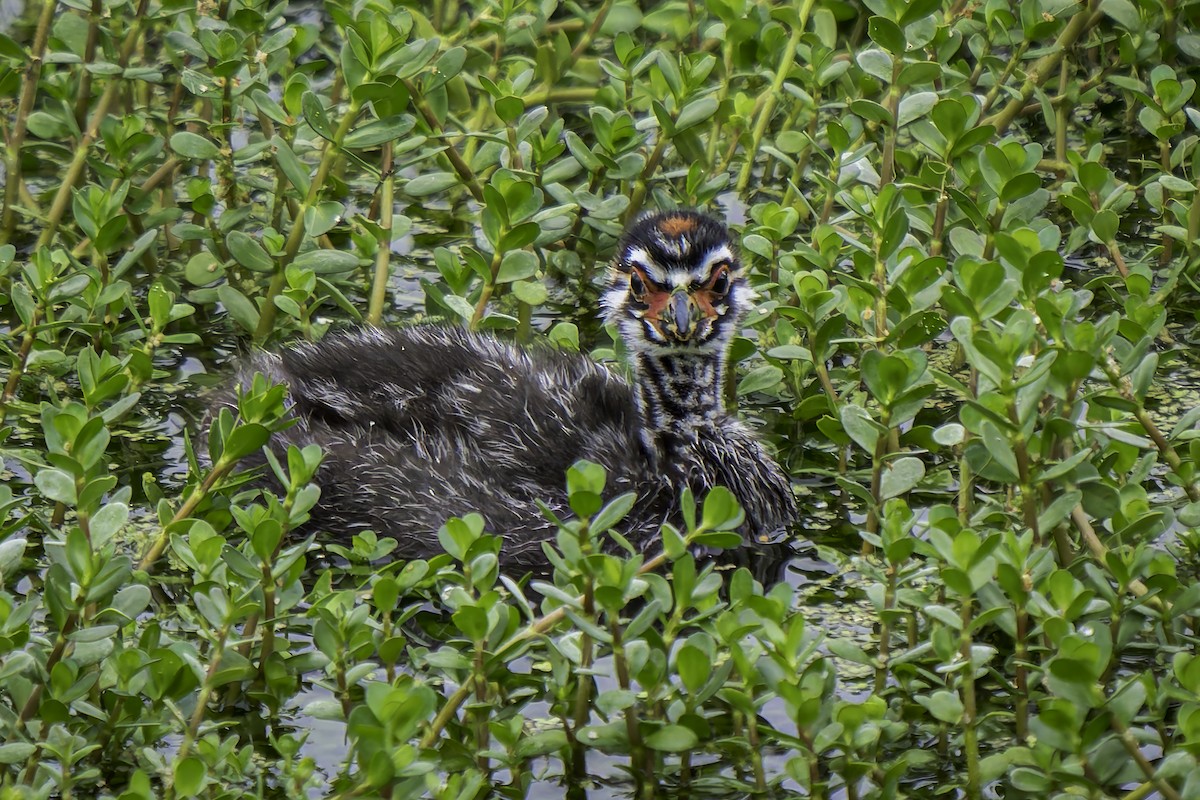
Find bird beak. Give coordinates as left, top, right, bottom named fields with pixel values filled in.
left=664, top=291, right=702, bottom=342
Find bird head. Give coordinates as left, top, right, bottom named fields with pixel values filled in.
left=602, top=211, right=750, bottom=356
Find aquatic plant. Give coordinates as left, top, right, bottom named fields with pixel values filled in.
left=2, top=0, right=1200, bottom=797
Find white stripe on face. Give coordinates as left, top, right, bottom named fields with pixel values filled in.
left=625, top=246, right=669, bottom=284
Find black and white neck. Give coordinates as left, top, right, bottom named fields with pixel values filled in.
left=633, top=348, right=727, bottom=432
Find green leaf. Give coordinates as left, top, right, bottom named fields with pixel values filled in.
left=293, top=249, right=361, bottom=274
left=0, top=32, right=26, bottom=61
left=896, top=92, right=937, bottom=126
left=676, top=644, right=711, bottom=693
left=226, top=232, right=275, bottom=273
left=35, top=468, right=77, bottom=505
left=273, top=136, right=311, bottom=196
left=302, top=91, right=333, bottom=139
left=511, top=279, right=548, bottom=305
left=405, top=172, right=460, bottom=197
left=674, top=97, right=719, bottom=132
left=879, top=456, right=925, bottom=499
left=495, top=95, right=524, bottom=123
left=826, top=637, right=872, bottom=664
left=1101, top=0, right=1140, bottom=30
left=645, top=724, right=699, bottom=752
left=933, top=423, right=964, bottom=446
left=921, top=690, right=965, bottom=724
left=857, top=48, right=893, bottom=82
left=184, top=251, right=225, bottom=286
left=221, top=423, right=270, bottom=462
left=841, top=404, right=883, bottom=453
left=701, top=486, right=744, bottom=531
left=174, top=756, right=207, bottom=797
left=592, top=491, right=636, bottom=534
left=217, top=284, right=260, bottom=333
left=868, top=16, right=905, bottom=54
left=495, top=251, right=538, bottom=283
left=849, top=98, right=893, bottom=125
left=344, top=115, right=416, bottom=148
left=304, top=202, right=344, bottom=237
left=0, top=743, right=37, bottom=765
left=980, top=421, right=1019, bottom=481
left=170, top=131, right=220, bottom=160
left=737, top=364, right=783, bottom=395
left=1091, top=209, right=1119, bottom=243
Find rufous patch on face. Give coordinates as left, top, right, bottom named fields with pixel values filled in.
left=656, top=215, right=697, bottom=237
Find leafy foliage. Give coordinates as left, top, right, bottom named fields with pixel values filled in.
left=2, top=0, right=1200, bottom=797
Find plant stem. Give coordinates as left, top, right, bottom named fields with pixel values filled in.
left=367, top=142, right=396, bottom=326
left=0, top=306, right=43, bottom=423
left=255, top=98, right=362, bottom=340
left=470, top=250, right=504, bottom=328
left=567, top=0, right=611, bottom=66
left=735, top=9, right=810, bottom=193
left=137, top=457, right=237, bottom=572
left=979, top=42, right=1030, bottom=115
left=985, top=0, right=1101, bottom=134
left=959, top=601, right=980, bottom=800
left=1070, top=505, right=1166, bottom=613
left=874, top=562, right=897, bottom=693
left=1, top=0, right=57, bottom=242
left=72, top=0, right=103, bottom=129
left=611, top=619, right=654, bottom=797
left=864, top=410, right=891, bottom=551
left=625, top=136, right=670, bottom=224
left=879, top=58, right=902, bottom=187
left=1014, top=599, right=1029, bottom=740
left=1007, top=399, right=1041, bottom=543
left=403, top=78, right=485, bottom=202
left=1103, top=363, right=1200, bottom=501
left=1110, top=714, right=1184, bottom=800
left=35, top=0, right=151, bottom=249
left=175, top=622, right=231, bottom=762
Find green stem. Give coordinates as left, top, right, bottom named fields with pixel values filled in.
left=625, top=136, right=670, bottom=224
left=137, top=457, right=237, bottom=572
left=879, top=59, right=902, bottom=187
left=960, top=601, right=980, bottom=800
left=255, top=98, right=362, bottom=340
left=1111, top=714, right=1184, bottom=800
left=174, top=622, right=231, bottom=763
left=1104, top=363, right=1200, bottom=502
left=612, top=620, right=654, bottom=797
left=735, top=7, right=810, bottom=194
left=863, top=411, right=891, bottom=552
left=1007, top=398, right=1041, bottom=543
left=72, top=0, right=103, bottom=129
left=470, top=250, right=504, bottom=328
left=874, top=563, right=897, bottom=693
left=1014, top=601, right=1029, bottom=740
left=403, top=78, right=485, bottom=202
left=34, top=0, right=151, bottom=249
left=984, top=0, right=1101, bottom=134
left=523, top=87, right=600, bottom=106
left=567, top=0, right=611, bottom=66
left=0, top=306, right=43, bottom=423
left=367, top=142, right=396, bottom=326
left=1, top=0, right=57, bottom=242
left=979, top=42, right=1030, bottom=115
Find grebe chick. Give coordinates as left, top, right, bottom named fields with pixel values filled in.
left=219, top=210, right=796, bottom=567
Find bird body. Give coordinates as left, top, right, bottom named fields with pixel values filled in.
left=218, top=211, right=796, bottom=566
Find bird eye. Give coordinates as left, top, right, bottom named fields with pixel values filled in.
left=709, top=265, right=731, bottom=296
left=629, top=269, right=648, bottom=299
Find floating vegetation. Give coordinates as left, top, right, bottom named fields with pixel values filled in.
left=2, top=0, right=1200, bottom=798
